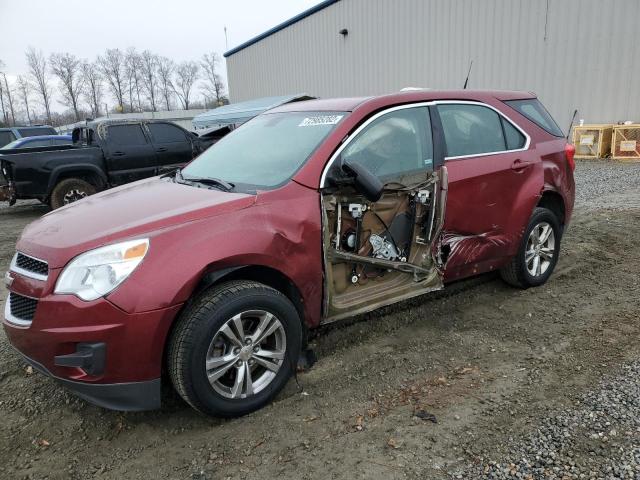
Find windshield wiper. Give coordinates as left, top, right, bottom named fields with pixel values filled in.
left=177, top=170, right=235, bottom=191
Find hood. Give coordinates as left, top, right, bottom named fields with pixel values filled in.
left=17, top=177, right=255, bottom=268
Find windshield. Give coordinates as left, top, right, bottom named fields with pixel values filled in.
left=182, top=111, right=346, bottom=190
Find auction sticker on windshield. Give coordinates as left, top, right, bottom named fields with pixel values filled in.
left=298, top=115, right=344, bottom=127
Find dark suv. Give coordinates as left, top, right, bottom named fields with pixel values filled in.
left=3, top=90, right=575, bottom=417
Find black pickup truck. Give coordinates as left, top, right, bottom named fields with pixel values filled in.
left=0, top=119, right=218, bottom=209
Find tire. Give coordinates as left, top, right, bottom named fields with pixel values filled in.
left=50, top=178, right=96, bottom=209
left=500, top=207, right=561, bottom=289
left=168, top=280, right=302, bottom=417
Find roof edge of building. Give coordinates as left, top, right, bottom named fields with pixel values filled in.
left=223, top=0, right=340, bottom=58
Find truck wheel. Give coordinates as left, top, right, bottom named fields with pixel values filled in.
left=50, top=178, right=96, bottom=209
left=500, top=207, right=561, bottom=289
left=168, top=281, right=302, bottom=417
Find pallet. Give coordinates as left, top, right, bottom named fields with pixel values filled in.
left=611, top=124, right=640, bottom=161
left=571, top=124, right=613, bottom=159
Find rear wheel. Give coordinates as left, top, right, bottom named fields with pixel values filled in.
left=50, top=178, right=96, bottom=209
left=500, top=207, right=561, bottom=288
left=168, top=281, right=302, bottom=417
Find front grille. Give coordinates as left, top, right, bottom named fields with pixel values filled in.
left=15, top=253, right=48, bottom=277
left=9, top=292, right=38, bottom=322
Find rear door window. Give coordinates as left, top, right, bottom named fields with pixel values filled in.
left=504, top=99, right=564, bottom=137
left=437, top=104, right=506, bottom=157
left=148, top=123, right=187, bottom=143
left=107, top=124, right=148, bottom=145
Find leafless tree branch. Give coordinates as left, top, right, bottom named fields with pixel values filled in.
left=50, top=52, right=84, bottom=121
left=173, top=61, right=199, bottom=110
left=17, top=75, right=32, bottom=124
left=140, top=51, right=159, bottom=112
left=156, top=56, right=175, bottom=111
left=81, top=61, right=103, bottom=118
left=26, top=47, right=52, bottom=124
left=97, top=48, right=126, bottom=112
left=200, top=52, right=226, bottom=106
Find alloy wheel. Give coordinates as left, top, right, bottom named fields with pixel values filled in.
left=205, top=310, right=287, bottom=399
left=525, top=221, right=556, bottom=277
left=63, top=189, right=88, bottom=205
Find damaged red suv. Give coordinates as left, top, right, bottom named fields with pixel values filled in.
left=3, top=90, right=575, bottom=416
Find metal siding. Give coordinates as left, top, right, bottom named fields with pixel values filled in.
left=226, top=0, right=640, bottom=129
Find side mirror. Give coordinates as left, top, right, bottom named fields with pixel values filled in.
left=341, top=158, right=384, bottom=202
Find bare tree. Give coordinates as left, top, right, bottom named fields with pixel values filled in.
left=125, top=48, right=143, bottom=112
left=200, top=52, right=226, bottom=105
left=26, top=47, right=52, bottom=124
left=17, top=75, right=32, bottom=124
left=173, top=61, right=199, bottom=110
left=0, top=59, right=8, bottom=125
left=156, top=56, right=174, bottom=110
left=139, top=50, right=159, bottom=112
left=81, top=61, right=102, bottom=118
left=50, top=52, right=84, bottom=121
left=97, top=48, right=126, bottom=111
left=2, top=74, right=16, bottom=126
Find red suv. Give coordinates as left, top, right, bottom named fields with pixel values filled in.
left=3, top=90, right=575, bottom=417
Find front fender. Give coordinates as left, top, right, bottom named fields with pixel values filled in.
left=106, top=182, right=323, bottom=326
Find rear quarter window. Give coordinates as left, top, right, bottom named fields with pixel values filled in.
left=505, top=99, right=564, bottom=137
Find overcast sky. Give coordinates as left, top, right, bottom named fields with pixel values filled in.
left=0, top=0, right=322, bottom=111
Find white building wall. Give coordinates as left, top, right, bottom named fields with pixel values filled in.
left=225, top=0, right=640, bottom=130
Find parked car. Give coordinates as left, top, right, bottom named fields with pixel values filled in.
left=0, top=119, right=213, bottom=208
left=3, top=90, right=575, bottom=417
left=1, top=134, right=72, bottom=150
left=0, top=125, right=58, bottom=148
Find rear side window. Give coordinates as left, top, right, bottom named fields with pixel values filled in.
left=107, top=125, right=148, bottom=145
left=148, top=123, right=187, bottom=143
left=0, top=131, right=16, bottom=147
left=17, top=127, right=57, bottom=137
left=438, top=104, right=506, bottom=157
left=505, top=99, right=564, bottom=137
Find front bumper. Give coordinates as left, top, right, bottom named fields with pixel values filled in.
left=17, top=348, right=161, bottom=411
left=3, top=280, right=182, bottom=411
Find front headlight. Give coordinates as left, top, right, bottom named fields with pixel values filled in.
left=55, top=239, right=149, bottom=301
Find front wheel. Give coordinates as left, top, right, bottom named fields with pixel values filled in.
left=168, top=281, right=302, bottom=417
left=500, top=207, right=561, bottom=288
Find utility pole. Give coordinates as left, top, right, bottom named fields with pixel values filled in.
left=224, top=26, right=228, bottom=51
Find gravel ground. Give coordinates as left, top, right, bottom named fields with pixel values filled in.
left=459, top=361, right=640, bottom=479
left=0, top=160, right=639, bottom=480
left=451, top=159, right=640, bottom=480
left=574, top=159, right=640, bottom=208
